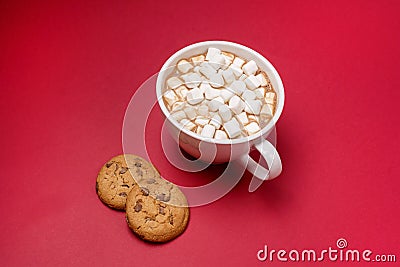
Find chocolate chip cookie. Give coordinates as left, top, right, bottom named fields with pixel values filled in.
left=125, top=176, right=189, bottom=242
left=96, top=154, right=160, bottom=210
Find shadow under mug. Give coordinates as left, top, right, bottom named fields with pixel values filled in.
left=156, top=40, right=285, bottom=185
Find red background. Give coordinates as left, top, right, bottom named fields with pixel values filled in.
left=1, top=0, right=399, bottom=266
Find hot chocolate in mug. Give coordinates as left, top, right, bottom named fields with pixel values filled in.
left=156, top=40, right=285, bottom=183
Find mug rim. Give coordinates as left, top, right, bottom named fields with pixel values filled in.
left=156, top=40, right=285, bottom=145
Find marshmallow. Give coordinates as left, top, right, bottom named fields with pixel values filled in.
left=267, top=103, right=275, bottom=114
left=182, top=72, right=202, bottom=88
left=209, top=53, right=226, bottom=70
left=191, top=55, right=205, bottom=66
left=232, top=57, right=245, bottom=67
left=235, top=112, right=249, bottom=126
left=223, top=118, right=241, bottom=138
left=209, top=73, right=224, bottom=88
left=186, top=87, right=204, bottom=105
left=221, top=53, right=233, bottom=69
left=163, top=90, right=178, bottom=107
left=203, top=83, right=220, bottom=100
left=194, top=117, right=210, bottom=126
left=220, top=89, right=234, bottom=103
left=196, top=126, right=203, bottom=134
left=229, top=80, right=246, bottom=95
left=171, top=101, right=185, bottom=111
left=175, top=86, right=188, bottom=99
left=244, top=99, right=262, bottom=115
left=218, top=105, right=232, bottom=122
left=242, top=60, right=258, bottom=76
left=239, top=74, right=248, bottom=81
left=244, top=75, right=261, bottom=90
left=205, top=47, right=221, bottom=61
left=184, top=106, right=197, bottom=120
left=198, top=105, right=209, bottom=116
left=199, top=62, right=217, bottom=79
left=208, top=96, right=224, bottom=112
left=210, top=114, right=222, bottom=129
left=171, top=110, right=186, bottom=121
left=167, top=77, right=183, bottom=89
left=248, top=114, right=259, bottom=123
left=201, top=124, right=216, bottom=138
left=254, top=87, right=266, bottom=99
left=177, top=59, right=193, bottom=73
left=229, top=95, right=245, bottom=115
left=222, top=68, right=235, bottom=84
left=230, top=64, right=243, bottom=77
left=214, top=130, right=228, bottom=140
left=256, top=72, right=269, bottom=86
left=242, top=90, right=256, bottom=101
left=221, top=51, right=235, bottom=62
left=260, top=104, right=273, bottom=116
left=265, top=91, right=276, bottom=104
left=244, top=122, right=261, bottom=135
left=180, top=119, right=196, bottom=131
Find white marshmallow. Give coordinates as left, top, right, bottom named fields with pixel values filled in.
left=205, top=47, right=221, bottom=61
left=196, top=126, right=203, bottom=134
left=177, top=59, right=193, bottom=73
left=199, top=62, right=216, bottom=79
left=232, top=57, right=245, bottom=67
left=267, top=103, right=275, bottom=114
left=167, top=77, right=183, bottom=89
left=229, top=95, right=245, bottom=115
left=242, top=60, right=258, bottom=76
left=221, top=51, right=235, bottom=62
left=248, top=114, right=259, bottom=123
left=186, top=87, right=204, bottom=105
left=218, top=105, right=232, bottom=122
left=163, top=90, right=178, bottom=107
left=184, top=106, right=197, bottom=120
left=194, top=117, right=210, bottom=126
left=230, top=64, right=243, bottom=77
left=182, top=72, right=202, bottom=88
left=214, top=130, right=228, bottom=140
left=220, top=89, right=234, bottom=103
left=244, top=75, right=261, bottom=90
left=235, top=112, right=249, bottom=126
left=209, top=73, right=224, bottom=88
left=242, top=90, right=256, bottom=101
left=229, top=80, right=246, bottom=95
left=198, top=82, right=210, bottom=94
left=203, top=83, right=220, bottom=100
left=201, top=124, right=216, bottom=138
left=208, top=96, right=224, bottom=112
left=171, top=110, right=186, bottom=121
left=171, top=101, right=185, bottom=111
left=245, top=122, right=261, bottom=135
left=221, top=53, right=233, bottom=69
left=198, top=105, right=209, bottom=116
left=254, top=87, right=266, bottom=99
left=210, top=114, right=222, bottom=129
left=256, top=72, right=268, bottom=86
left=180, top=119, right=196, bottom=131
left=191, top=55, right=205, bottom=66
left=223, top=118, right=241, bottom=138
left=244, top=99, right=262, bottom=115
left=175, top=86, right=188, bottom=99
left=222, top=68, right=235, bottom=84
left=260, top=104, right=273, bottom=116
left=209, top=53, right=226, bottom=70
left=265, top=91, right=276, bottom=104
left=239, top=73, right=248, bottom=81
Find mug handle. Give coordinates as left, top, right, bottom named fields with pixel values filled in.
left=240, top=139, right=282, bottom=192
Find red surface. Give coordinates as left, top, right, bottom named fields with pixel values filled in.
left=1, top=1, right=399, bottom=266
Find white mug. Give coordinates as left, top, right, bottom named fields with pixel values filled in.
left=156, top=41, right=285, bottom=183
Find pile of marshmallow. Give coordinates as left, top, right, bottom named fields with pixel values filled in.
left=163, top=47, right=276, bottom=139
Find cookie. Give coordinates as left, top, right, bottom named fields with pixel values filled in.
left=125, top=176, right=189, bottom=243
left=96, top=154, right=160, bottom=210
